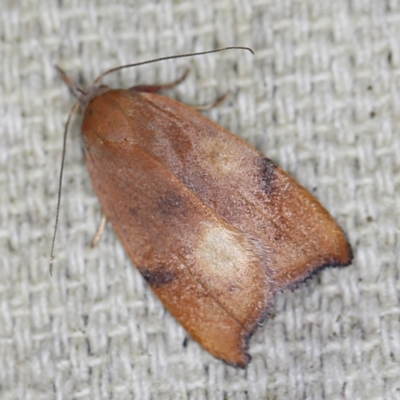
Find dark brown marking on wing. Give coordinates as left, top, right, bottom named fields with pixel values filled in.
left=140, top=266, right=175, bottom=287
left=157, top=190, right=189, bottom=219
left=258, top=157, right=277, bottom=195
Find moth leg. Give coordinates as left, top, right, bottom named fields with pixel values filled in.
left=90, top=214, right=107, bottom=247
left=129, top=69, right=189, bottom=93
left=188, top=91, right=230, bottom=111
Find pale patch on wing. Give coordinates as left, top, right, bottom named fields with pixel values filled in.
left=193, top=224, right=271, bottom=328
left=198, top=136, right=243, bottom=176
left=196, top=226, right=252, bottom=282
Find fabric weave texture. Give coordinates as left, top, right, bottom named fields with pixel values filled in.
left=1, top=0, right=399, bottom=399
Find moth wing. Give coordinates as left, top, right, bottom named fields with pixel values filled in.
left=125, top=91, right=353, bottom=290
left=82, top=92, right=274, bottom=366
left=81, top=88, right=352, bottom=366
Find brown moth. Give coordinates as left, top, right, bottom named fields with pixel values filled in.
left=55, top=48, right=352, bottom=367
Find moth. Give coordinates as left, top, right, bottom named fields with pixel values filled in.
left=54, top=48, right=352, bottom=367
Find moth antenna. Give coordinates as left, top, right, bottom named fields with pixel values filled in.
left=93, top=46, right=254, bottom=85
left=49, top=101, right=79, bottom=275
left=55, top=65, right=86, bottom=98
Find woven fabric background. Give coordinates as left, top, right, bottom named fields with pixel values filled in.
left=1, top=0, right=399, bottom=399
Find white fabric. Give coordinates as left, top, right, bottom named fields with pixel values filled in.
left=1, top=0, right=399, bottom=398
